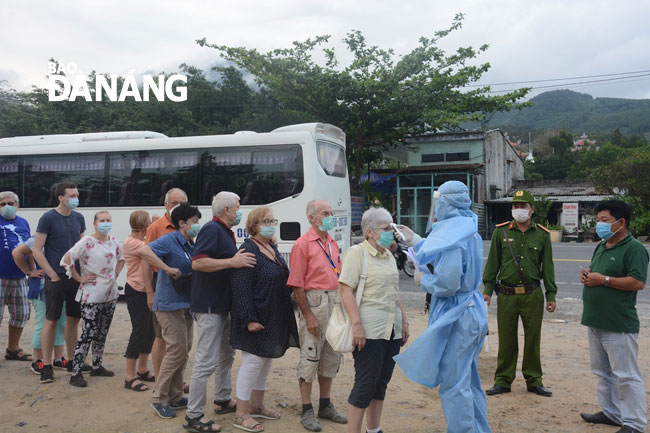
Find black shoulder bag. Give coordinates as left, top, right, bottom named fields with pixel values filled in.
left=170, top=236, right=193, bottom=297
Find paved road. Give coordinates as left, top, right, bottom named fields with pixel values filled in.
left=399, top=241, right=650, bottom=305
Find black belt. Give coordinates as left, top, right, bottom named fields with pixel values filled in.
left=496, top=280, right=540, bottom=295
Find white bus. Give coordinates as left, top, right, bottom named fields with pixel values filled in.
left=0, top=123, right=351, bottom=289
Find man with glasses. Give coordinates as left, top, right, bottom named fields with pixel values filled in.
left=0, top=191, right=32, bottom=362
left=288, top=200, right=348, bottom=432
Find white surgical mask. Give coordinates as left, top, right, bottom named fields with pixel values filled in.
left=512, top=209, right=530, bottom=223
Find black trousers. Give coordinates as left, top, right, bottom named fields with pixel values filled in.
left=348, top=337, right=402, bottom=409
left=124, top=283, right=155, bottom=359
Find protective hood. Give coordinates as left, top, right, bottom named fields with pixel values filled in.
left=415, top=181, right=478, bottom=264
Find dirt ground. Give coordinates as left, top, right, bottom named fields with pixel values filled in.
left=1, top=293, right=649, bottom=433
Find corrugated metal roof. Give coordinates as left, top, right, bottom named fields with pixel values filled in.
left=486, top=195, right=612, bottom=203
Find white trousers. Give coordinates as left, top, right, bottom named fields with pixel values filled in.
left=236, top=351, right=273, bottom=401
left=588, top=326, right=647, bottom=432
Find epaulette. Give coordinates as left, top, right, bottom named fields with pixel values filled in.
left=495, top=221, right=509, bottom=228
left=537, top=224, right=551, bottom=233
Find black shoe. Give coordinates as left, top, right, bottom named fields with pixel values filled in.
left=486, top=384, right=511, bottom=395
left=527, top=385, right=552, bottom=397
left=68, top=362, right=93, bottom=374
left=40, top=364, right=54, bottom=383
left=615, top=426, right=642, bottom=433
left=580, top=411, right=621, bottom=426
left=70, top=373, right=88, bottom=387
left=90, top=365, right=115, bottom=377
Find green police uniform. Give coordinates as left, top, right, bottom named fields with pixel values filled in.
left=483, top=190, right=557, bottom=389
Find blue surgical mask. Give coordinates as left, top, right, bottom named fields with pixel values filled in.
left=319, top=215, right=335, bottom=232
left=234, top=209, right=242, bottom=225
left=188, top=223, right=201, bottom=238
left=377, top=230, right=394, bottom=248
left=96, top=222, right=112, bottom=234
left=260, top=225, right=276, bottom=239
left=596, top=220, right=622, bottom=240
left=66, top=197, right=79, bottom=210
left=0, top=205, right=16, bottom=219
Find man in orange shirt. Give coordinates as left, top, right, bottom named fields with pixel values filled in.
left=288, top=200, right=347, bottom=432
left=146, top=188, right=187, bottom=383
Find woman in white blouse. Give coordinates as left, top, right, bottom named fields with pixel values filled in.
left=338, top=207, right=410, bottom=433
left=61, top=210, right=125, bottom=387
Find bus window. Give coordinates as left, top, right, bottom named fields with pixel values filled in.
left=108, top=150, right=199, bottom=206
left=22, top=155, right=107, bottom=207
left=316, top=140, right=346, bottom=177
left=0, top=158, right=20, bottom=194
left=202, top=144, right=303, bottom=205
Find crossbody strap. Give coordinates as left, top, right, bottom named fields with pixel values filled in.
left=500, top=227, right=528, bottom=285
left=354, top=246, right=368, bottom=306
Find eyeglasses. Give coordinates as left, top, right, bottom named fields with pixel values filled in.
left=261, top=219, right=278, bottom=226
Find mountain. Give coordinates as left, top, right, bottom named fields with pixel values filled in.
left=485, top=90, right=650, bottom=136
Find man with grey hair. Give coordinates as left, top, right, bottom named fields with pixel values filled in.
left=146, top=187, right=188, bottom=384
left=184, top=191, right=256, bottom=432
left=1, top=191, right=32, bottom=361
left=288, top=199, right=347, bottom=432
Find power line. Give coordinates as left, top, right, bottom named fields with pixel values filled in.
left=485, top=73, right=650, bottom=94
left=466, top=69, right=650, bottom=87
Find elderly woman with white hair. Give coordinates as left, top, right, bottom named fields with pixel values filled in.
left=338, top=207, right=411, bottom=433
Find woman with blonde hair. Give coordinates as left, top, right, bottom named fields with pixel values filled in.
left=229, top=205, right=298, bottom=432
left=123, top=210, right=156, bottom=391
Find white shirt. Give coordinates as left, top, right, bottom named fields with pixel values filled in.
left=61, top=235, right=123, bottom=304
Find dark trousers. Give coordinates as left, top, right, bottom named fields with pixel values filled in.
left=348, top=337, right=402, bottom=409
left=124, top=283, right=155, bottom=359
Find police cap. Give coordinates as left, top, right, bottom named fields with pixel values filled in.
left=512, top=190, right=534, bottom=204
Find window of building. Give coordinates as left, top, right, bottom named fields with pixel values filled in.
left=445, top=152, right=470, bottom=162
left=421, top=153, right=445, bottom=163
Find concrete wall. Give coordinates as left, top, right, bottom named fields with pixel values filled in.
left=407, top=139, right=484, bottom=166
left=483, top=130, right=524, bottom=200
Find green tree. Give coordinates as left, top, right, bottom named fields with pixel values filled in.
left=198, top=14, right=529, bottom=188
left=591, top=146, right=650, bottom=236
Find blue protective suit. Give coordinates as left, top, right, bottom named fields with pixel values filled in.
left=394, top=181, right=491, bottom=433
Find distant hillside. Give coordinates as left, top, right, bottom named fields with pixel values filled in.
left=485, top=90, right=650, bottom=135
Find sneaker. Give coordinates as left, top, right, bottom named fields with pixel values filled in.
left=70, top=373, right=88, bottom=387
left=170, top=397, right=188, bottom=410
left=318, top=403, right=347, bottom=424
left=89, top=365, right=115, bottom=377
left=53, top=357, right=69, bottom=370
left=151, top=402, right=176, bottom=419
left=301, top=408, right=322, bottom=432
left=40, top=364, right=54, bottom=383
left=31, top=359, right=44, bottom=375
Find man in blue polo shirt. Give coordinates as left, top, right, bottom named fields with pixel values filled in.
left=579, top=200, right=648, bottom=433
left=184, top=191, right=256, bottom=432
left=0, top=191, right=32, bottom=362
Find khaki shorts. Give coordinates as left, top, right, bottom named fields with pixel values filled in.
left=297, top=290, right=341, bottom=382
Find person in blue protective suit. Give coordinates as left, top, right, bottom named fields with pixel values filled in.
left=394, top=180, right=491, bottom=433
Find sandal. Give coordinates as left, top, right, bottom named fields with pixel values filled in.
left=233, top=414, right=263, bottom=432
left=5, top=348, right=33, bottom=361
left=124, top=377, right=149, bottom=392
left=184, top=414, right=221, bottom=432
left=136, top=370, right=155, bottom=382
left=251, top=406, right=280, bottom=420
left=214, top=399, right=237, bottom=414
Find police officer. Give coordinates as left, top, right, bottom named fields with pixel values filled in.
left=483, top=190, right=557, bottom=397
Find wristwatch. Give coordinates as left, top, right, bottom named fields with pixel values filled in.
left=604, top=276, right=610, bottom=287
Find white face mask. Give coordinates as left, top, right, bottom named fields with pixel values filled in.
left=512, top=208, right=530, bottom=223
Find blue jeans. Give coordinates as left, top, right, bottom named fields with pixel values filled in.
left=588, top=327, right=647, bottom=431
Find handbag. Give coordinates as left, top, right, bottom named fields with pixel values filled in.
left=171, top=274, right=192, bottom=296
left=326, top=245, right=368, bottom=353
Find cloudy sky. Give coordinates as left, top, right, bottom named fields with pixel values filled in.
left=2, top=0, right=649, bottom=100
